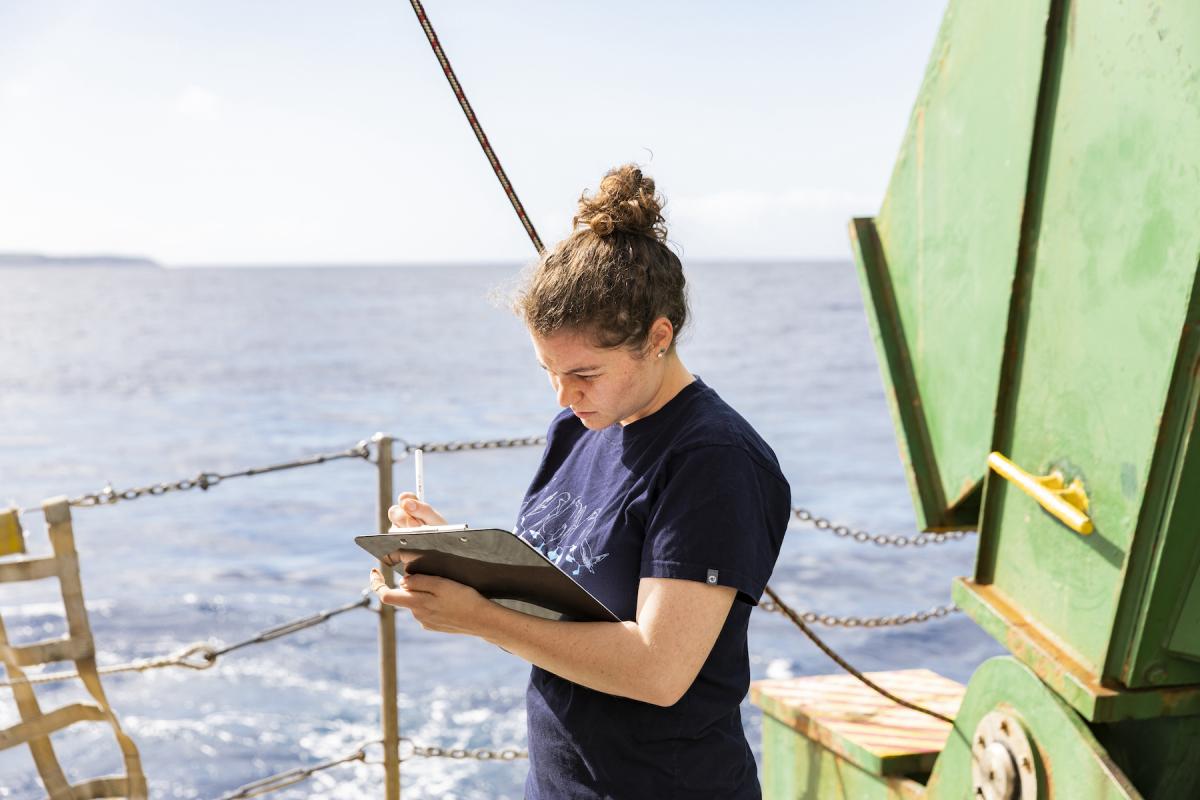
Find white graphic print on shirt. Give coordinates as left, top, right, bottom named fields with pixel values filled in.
left=517, top=490, right=608, bottom=576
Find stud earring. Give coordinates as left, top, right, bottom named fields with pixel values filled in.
left=657, top=349, right=666, bottom=358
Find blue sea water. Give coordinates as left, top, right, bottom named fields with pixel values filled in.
left=0, top=262, right=1003, bottom=798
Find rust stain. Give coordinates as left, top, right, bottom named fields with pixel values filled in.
left=1040, top=736, right=1055, bottom=799
left=973, top=581, right=1112, bottom=699
left=950, top=477, right=980, bottom=507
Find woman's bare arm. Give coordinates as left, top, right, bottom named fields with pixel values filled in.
left=374, top=571, right=735, bottom=706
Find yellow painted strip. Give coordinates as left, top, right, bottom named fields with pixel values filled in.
left=0, top=509, right=25, bottom=556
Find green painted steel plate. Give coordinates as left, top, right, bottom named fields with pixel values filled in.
left=979, top=0, right=1200, bottom=690
left=851, top=0, right=1053, bottom=530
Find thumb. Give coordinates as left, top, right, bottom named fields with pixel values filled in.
left=403, top=498, right=433, bottom=523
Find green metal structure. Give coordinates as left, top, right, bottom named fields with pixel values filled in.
left=757, top=0, right=1200, bottom=796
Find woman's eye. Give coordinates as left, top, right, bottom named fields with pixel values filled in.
left=579, top=374, right=599, bottom=382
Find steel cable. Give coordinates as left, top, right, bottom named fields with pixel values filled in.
left=762, top=585, right=956, bottom=725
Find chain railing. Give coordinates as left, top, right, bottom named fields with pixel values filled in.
left=13, top=442, right=373, bottom=516
left=757, top=599, right=960, bottom=627
left=12, top=435, right=973, bottom=553
left=399, top=737, right=528, bottom=762
left=791, top=507, right=974, bottom=547
left=5, top=432, right=978, bottom=798
left=399, top=435, right=547, bottom=455
left=217, top=736, right=529, bottom=800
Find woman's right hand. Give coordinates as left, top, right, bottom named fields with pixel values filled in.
left=388, top=491, right=448, bottom=529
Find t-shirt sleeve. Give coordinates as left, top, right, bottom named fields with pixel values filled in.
left=640, top=444, right=789, bottom=605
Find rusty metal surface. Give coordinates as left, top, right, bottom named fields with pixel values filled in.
left=954, top=579, right=1200, bottom=722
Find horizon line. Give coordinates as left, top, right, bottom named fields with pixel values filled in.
left=169, top=256, right=854, bottom=269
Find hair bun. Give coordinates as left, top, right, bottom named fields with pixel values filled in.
left=574, top=164, right=667, bottom=242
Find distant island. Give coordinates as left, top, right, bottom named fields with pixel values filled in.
left=0, top=251, right=163, bottom=268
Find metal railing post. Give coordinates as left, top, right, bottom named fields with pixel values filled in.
left=373, top=433, right=400, bottom=799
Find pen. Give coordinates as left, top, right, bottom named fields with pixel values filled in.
left=414, top=448, right=425, bottom=503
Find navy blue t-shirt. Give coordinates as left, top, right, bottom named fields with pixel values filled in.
left=515, top=377, right=791, bottom=799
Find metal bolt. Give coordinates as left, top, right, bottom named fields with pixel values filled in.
left=1021, top=756, right=1032, bottom=772
left=1145, top=665, right=1168, bottom=685
left=999, top=721, right=1010, bottom=736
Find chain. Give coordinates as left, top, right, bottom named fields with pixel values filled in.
left=762, top=585, right=956, bottom=725
left=396, top=737, right=527, bottom=762
left=757, top=599, right=959, bottom=627
left=23, top=441, right=374, bottom=513
left=400, top=436, right=546, bottom=456
left=217, top=741, right=377, bottom=800
left=792, top=507, right=973, bottom=547
left=0, top=595, right=374, bottom=688
left=216, top=735, right=528, bottom=799
left=16, top=435, right=552, bottom=514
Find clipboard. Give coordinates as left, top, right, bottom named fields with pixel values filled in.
left=355, top=525, right=619, bottom=623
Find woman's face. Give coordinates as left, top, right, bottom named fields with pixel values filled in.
left=530, top=327, right=667, bottom=430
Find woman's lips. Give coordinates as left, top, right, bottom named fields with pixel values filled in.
left=573, top=410, right=595, bottom=417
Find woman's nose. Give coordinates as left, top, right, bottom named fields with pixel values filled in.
left=554, top=377, right=577, bottom=408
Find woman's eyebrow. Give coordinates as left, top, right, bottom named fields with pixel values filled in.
left=537, top=362, right=603, bottom=374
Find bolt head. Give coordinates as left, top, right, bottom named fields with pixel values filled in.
left=1145, top=664, right=1169, bottom=685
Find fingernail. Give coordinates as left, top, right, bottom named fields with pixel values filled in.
left=404, top=500, right=417, bottom=511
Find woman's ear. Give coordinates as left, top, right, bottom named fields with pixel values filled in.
left=649, top=317, right=674, bottom=356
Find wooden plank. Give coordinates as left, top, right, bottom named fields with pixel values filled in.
left=0, top=556, right=59, bottom=583
left=752, top=669, right=964, bottom=777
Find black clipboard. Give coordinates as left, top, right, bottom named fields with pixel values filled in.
left=355, top=525, right=619, bottom=623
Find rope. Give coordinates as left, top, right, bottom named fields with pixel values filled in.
left=1, top=595, right=374, bottom=688
left=407, top=0, right=544, bottom=254
left=762, top=585, right=955, bottom=725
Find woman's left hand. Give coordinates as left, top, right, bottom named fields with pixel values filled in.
left=369, top=568, right=490, bottom=636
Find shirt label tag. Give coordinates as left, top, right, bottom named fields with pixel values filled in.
left=706, top=569, right=719, bottom=585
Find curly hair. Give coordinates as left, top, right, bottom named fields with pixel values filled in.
left=516, top=164, right=688, bottom=352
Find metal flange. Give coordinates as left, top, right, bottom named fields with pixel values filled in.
left=971, top=709, right=1040, bottom=800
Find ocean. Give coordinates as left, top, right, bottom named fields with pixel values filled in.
left=0, top=262, right=1002, bottom=798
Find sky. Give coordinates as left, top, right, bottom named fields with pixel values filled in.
left=0, top=1, right=946, bottom=265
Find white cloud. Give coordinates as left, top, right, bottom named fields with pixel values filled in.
left=667, top=187, right=880, bottom=259
left=174, top=86, right=222, bottom=121
left=672, top=187, right=879, bottom=226
left=2, top=79, right=34, bottom=101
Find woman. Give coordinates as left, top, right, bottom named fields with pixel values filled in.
left=370, top=164, right=791, bottom=799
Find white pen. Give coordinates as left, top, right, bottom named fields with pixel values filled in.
left=414, top=448, right=425, bottom=503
